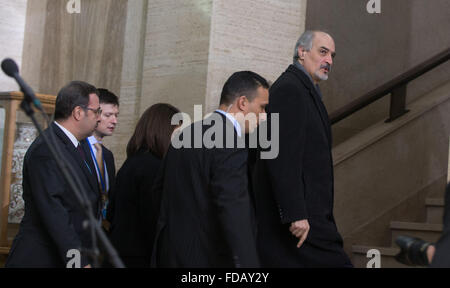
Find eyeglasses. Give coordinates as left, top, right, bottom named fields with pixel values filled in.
left=81, top=106, right=102, bottom=115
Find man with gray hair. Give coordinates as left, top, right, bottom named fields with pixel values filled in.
left=252, top=30, right=352, bottom=267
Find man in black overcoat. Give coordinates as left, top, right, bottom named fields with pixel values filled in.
left=252, top=31, right=352, bottom=267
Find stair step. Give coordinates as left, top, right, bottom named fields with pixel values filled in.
left=352, top=245, right=413, bottom=268
left=391, top=221, right=443, bottom=245
left=426, top=198, right=445, bottom=224
left=0, top=247, right=10, bottom=255
left=425, top=198, right=445, bottom=207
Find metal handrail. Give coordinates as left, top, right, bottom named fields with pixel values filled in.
left=330, top=47, right=450, bottom=125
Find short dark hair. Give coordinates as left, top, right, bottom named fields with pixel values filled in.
left=126, top=103, right=181, bottom=159
left=97, top=88, right=119, bottom=106
left=54, top=81, right=99, bottom=120
left=219, top=71, right=270, bottom=106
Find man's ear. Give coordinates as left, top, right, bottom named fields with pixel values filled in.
left=72, top=106, right=84, bottom=121
left=236, top=95, right=248, bottom=111
left=298, top=46, right=305, bottom=60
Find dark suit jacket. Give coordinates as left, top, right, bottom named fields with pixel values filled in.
left=102, top=145, right=116, bottom=195
left=252, top=65, right=351, bottom=267
left=5, top=123, right=100, bottom=268
left=152, top=112, right=259, bottom=268
left=100, top=144, right=115, bottom=220
left=108, top=150, right=162, bottom=267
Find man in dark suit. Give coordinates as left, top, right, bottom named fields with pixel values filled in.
left=5, top=81, right=101, bottom=268
left=152, top=71, right=269, bottom=268
left=252, top=31, right=352, bottom=267
left=85, top=88, right=119, bottom=227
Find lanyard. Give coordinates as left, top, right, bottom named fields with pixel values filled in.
left=84, top=160, right=93, bottom=175
left=88, top=142, right=106, bottom=192
left=77, top=142, right=93, bottom=175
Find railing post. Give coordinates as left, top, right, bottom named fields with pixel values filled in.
left=386, top=84, right=409, bottom=122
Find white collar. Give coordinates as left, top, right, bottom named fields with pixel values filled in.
left=87, top=135, right=101, bottom=145
left=54, top=121, right=79, bottom=148
left=215, top=109, right=242, bottom=137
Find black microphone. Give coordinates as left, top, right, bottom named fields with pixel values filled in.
left=1, top=58, right=42, bottom=109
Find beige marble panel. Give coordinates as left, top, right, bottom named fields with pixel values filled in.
left=0, top=0, right=28, bottom=91
left=20, top=0, right=129, bottom=167
left=103, top=0, right=149, bottom=167
left=21, top=0, right=128, bottom=96
left=205, top=0, right=307, bottom=112
left=21, top=0, right=47, bottom=90
left=17, top=0, right=309, bottom=167
left=140, top=0, right=213, bottom=117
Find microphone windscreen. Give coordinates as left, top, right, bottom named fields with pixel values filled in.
left=1, top=58, right=19, bottom=77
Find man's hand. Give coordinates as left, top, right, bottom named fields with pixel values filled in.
left=290, top=219, right=310, bottom=248
left=427, top=245, right=435, bottom=264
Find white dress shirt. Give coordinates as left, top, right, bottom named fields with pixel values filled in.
left=215, top=109, right=242, bottom=137
left=54, top=121, right=79, bottom=148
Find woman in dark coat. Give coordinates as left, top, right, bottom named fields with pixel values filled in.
left=107, top=103, right=180, bottom=268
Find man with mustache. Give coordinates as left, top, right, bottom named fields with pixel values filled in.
left=252, top=31, right=353, bottom=267
left=85, top=89, right=119, bottom=229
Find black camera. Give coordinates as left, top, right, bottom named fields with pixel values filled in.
left=395, top=235, right=433, bottom=266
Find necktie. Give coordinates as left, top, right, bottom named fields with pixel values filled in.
left=94, top=142, right=109, bottom=225
left=76, top=143, right=86, bottom=160
left=93, top=142, right=105, bottom=186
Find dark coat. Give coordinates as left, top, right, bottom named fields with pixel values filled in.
left=5, top=123, right=100, bottom=268
left=102, top=144, right=116, bottom=196
left=152, top=112, right=259, bottom=268
left=100, top=144, right=115, bottom=221
left=107, top=150, right=162, bottom=268
left=252, top=65, right=352, bottom=267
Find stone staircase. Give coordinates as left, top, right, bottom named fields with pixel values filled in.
left=352, top=198, right=445, bottom=268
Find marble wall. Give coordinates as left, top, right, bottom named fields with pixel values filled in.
left=140, top=0, right=213, bottom=117
left=20, top=0, right=129, bottom=164
left=109, top=0, right=149, bottom=166
left=0, top=0, right=27, bottom=92
left=3, top=0, right=449, bottom=167
left=141, top=0, right=307, bottom=117
left=13, top=0, right=307, bottom=167
left=0, top=0, right=27, bottom=195
left=22, top=0, right=128, bottom=96
left=0, top=0, right=449, bottom=259
left=205, top=0, right=307, bottom=112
